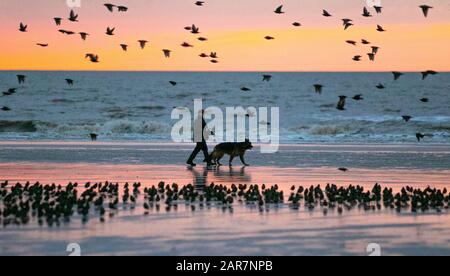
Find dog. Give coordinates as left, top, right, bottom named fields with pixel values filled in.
left=209, top=139, right=253, bottom=166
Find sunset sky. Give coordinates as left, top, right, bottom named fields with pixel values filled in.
left=0, top=0, right=449, bottom=71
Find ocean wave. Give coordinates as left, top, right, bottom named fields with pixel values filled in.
left=0, top=121, right=37, bottom=132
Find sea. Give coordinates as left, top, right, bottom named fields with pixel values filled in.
left=0, top=71, right=449, bottom=144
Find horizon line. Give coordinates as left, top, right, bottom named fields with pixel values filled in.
left=1, top=69, right=449, bottom=73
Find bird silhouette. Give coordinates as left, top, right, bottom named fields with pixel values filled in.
left=181, top=42, right=193, bottom=47
left=353, top=55, right=362, bottom=61
left=264, top=36, right=275, bottom=40
left=274, top=5, right=285, bottom=14
left=421, top=70, right=438, bottom=80
left=241, top=87, right=251, bottom=92
left=323, top=10, right=332, bottom=17
left=163, top=49, right=171, bottom=58
left=90, top=133, right=98, bottom=141
left=106, top=27, right=115, bottom=35
left=79, top=32, right=89, bottom=40
left=195, top=1, right=205, bottom=6
left=346, top=40, right=357, bottom=46
left=120, top=44, right=128, bottom=51
left=362, top=7, right=372, bottom=17
left=338, top=168, right=349, bottom=172
left=402, top=115, right=412, bottom=122
left=314, top=84, right=323, bottom=94
left=1, top=106, right=11, bottom=111
left=361, top=39, right=371, bottom=45
left=419, top=5, right=432, bottom=17
left=374, top=6, right=383, bottom=14
left=197, top=37, right=208, bottom=42
left=210, top=59, right=219, bottom=63
left=2, top=88, right=17, bottom=96
left=353, top=94, right=364, bottom=101
left=59, top=29, right=75, bottom=35
left=416, top=133, right=425, bottom=142
left=65, top=79, right=74, bottom=86
left=37, top=43, right=49, bottom=47
left=169, top=81, right=177, bottom=86
left=191, top=25, right=200, bottom=34
left=117, top=6, right=128, bottom=12
left=210, top=52, right=218, bottom=59
left=344, top=21, right=354, bottom=30
left=292, top=22, right=301, bottom=27
left=104, top=3, right=116, bottom=12
left=138, top=40, right=148, bottom=49
left=86, top=54, right=99, bottom=63
left=420, top=98, right=429, bottom=103
left=19, top=23, right=27, bottom=32
left=371, top=46, right=379, bottom=54
left=53, top=18, right=62, bottom=26
left=368, top=53, right=375, bottom=61
left=376, top=83, right=385, bottom=89
left=199, top=53, right=209, bottom=58
left=68, top=10, right=79, bottom=22
left=392, top=71, right=403, bottom=81
left=263, top=75, right=272, bottom=82
left=376, top=25, right=386, bottom=32
left=337, top=96, right=347, bottom=110
left=17, top=75, right=26, bottom=84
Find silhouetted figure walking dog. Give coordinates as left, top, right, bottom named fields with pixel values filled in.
left=187, top=110, right=213, bottom=167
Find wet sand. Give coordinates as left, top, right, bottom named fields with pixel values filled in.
left=0, top=142, right=449, bottom=256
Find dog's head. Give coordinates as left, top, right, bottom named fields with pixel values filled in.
left=243, top=139, right=254, bottom=150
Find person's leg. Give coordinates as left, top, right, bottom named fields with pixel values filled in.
left=200, top=141, right=212, bottom=165
left=187, top=143, right=202, bottom=166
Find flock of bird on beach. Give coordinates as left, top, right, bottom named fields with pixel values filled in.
left=1, top=2, right=441, bottom=144
left=0, top=180, right=448, bottom=227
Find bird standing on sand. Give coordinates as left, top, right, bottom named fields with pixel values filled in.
left=337, top=96, right=347, bottom=111
left=19, top=22, right=27, bottom=32
left=419, top=5, right=433, bottom=17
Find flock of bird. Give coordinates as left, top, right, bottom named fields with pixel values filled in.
left=2, top=2, right=441, bottom=144
left=0, top=180, right=448, bottom=227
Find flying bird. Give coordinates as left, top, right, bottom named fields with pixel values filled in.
left=241, top=87, right=251, bottom=92
left=336, top=96, right=347, bottom=111
left=338, top=168, right=349, bottom=172
left=19, top=22, right=27, bottom=32
left=361, top=39, right=371, bottom=45
left=353, top=55, right=362, bottom=61
left=392, top=71, right=403, bottom=81
left=376, top=25, right=386, bottom=32
left=195, top=1, right=205, bottom=6
left=79, top=32, right=89, bottom=40
left=65, top=79, right=74, bottom=86
left=374, top=6, right=383, bottom=14
left=402, top=116, right=413, bottom=122
left=117, top=6, right=128, bottom=12
left=68, top=10, right=79, bottom=22
left=37, top=43, right=48, bottom=47
left=138, top=40, right=148, bottom=49
left=54, top=17, right=62, bottom=26
left=104, top=4, right=116, bottom=12
left=1, top=106, right=11, bottom=111
left=419, top=5, right=433, bottom=17
left=421, top=70, right=438, bottom=80
left=106, top=27, right=115, bottom=36
left=344, top=22, right=354, bottom=30
left=292, top=22, right=301, bottom=27
left=346, top=40, right=357, bottom=46
left=210, top=60, right=219, bottom=63
left=376, top=83, right=385, bottom=89
left=274, top=5, right=285, bottom=14
left=314, top=84, right=323, bottom=94
left=368, top=53, right=375, bottom=61
left=2, top=88, right=17, bottom=96
left=262, top=75, right=272, bottom=82
left=322, top=10, right=332, bottom=17
left=199, top=53, right=209, bottom=58
left=169, top=81, right=177, bottom=86
left=362, top=7, right=372, bottom=17
left=85, top=54, right=99, bottom=63
left=416, top=133, right=425, bottom=142
left=197, top=37, right=208, bottom=41
left=191, top=25, right=200, bottom=34
left=352, top=94, right=364, bottom=101
left=59, top=29, right=75, bottom=35
left=163, top=49, right=171, bottom=58
left=181, top=42, right=193, bottom=47
left=420, top=98, right=429, bottom=103
left=371, top=46, right=379, bottom=54
left=17, top=75, right=26, bottom=84
left=264, top=36, right=275, bottom=40
left=120, top=44, right=128, bottom=51
left=210, top=52, right=218, bottom=58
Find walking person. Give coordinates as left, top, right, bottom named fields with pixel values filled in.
left=187, top=110, right=213, bottom=167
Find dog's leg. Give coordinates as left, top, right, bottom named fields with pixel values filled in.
left=229, top=155, right=235, bottom=167
left=217, top=153, right=224, bottom=166
left=239, top=154, right=249, bottom=166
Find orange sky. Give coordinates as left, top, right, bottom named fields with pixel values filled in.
left=0, top=0, right=449, bottom=71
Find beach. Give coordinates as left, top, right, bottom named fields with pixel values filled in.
left=1, top=142, right=449, bottom=256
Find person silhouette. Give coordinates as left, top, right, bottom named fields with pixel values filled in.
left=187, top=110, right=213, bottom=167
